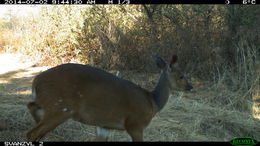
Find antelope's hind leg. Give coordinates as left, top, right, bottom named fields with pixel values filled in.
left=27, top=108, right=71, bottom=141
left=27, top=102, right=43, bottom=123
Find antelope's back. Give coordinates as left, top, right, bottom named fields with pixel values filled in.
left=32, top=63, right=153, bottom=117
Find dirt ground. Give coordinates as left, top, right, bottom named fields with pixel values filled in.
left=0, top=53, right=259, bottom=141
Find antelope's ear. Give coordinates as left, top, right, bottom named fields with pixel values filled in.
left=170, top=55, right=178, bottom=65
left=152, top=54, right=166, bottom=69
left=169, top=55, right=178, bottom=68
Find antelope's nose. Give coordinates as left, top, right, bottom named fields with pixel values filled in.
left=186, top=84, right=193, bottom=91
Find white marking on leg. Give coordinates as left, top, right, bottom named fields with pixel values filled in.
left=116, top=71, right=120, bottom=76
left=127, top=135, right=133, bottom=141
left=96, top=127, right=109, bottom=139
left=36, top=108, right=44, bottom=119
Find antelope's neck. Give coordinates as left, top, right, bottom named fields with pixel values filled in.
left=151, top=70, right=171, bottom=112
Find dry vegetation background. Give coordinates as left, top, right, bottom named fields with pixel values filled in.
left=0, top=5, right=259, bottom=141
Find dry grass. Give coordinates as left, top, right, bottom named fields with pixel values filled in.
left=0, top=29, right=23, bottom=53
left=0, top=53, right=259, bottom=142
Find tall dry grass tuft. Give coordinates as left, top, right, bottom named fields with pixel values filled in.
left=207, top=38, right=259, bottom=114
left=0, top=28, right=23, bottom=53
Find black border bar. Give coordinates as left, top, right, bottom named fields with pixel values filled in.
left=0, top=142, right=235, bottom=146
left=1, top=0, right=258, bottom=4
